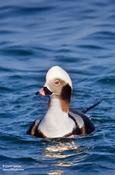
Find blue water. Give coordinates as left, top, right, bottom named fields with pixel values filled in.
left=0, top=0, right=115, bottom=174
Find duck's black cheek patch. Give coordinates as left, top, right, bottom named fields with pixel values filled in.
left=61, top=84, right=71, bottom=103
left=43, top=87, right=52, bottom=95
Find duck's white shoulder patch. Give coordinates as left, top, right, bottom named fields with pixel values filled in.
left=69, top=111, right=84, bottom=128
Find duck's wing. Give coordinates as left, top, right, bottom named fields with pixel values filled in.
left=26, top=119, right=45, bottom=138
left=68, top=110, right=95, bottom=136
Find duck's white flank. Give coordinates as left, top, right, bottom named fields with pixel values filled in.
left=39, top=96, right=75, bottom=138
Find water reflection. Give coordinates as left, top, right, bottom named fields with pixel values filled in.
left=48, top=169, right=64, bottom=175
left=41, top=138, right=87, bottom=175
left=43, top=138, right=79, bottom=158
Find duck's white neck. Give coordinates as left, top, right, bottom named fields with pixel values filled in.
left=48, top=95, right=69, bottom=114
left=49, top=96, right=61, bottom=110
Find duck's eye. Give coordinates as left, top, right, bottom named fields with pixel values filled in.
left=54, top=79, right=60, bottom=86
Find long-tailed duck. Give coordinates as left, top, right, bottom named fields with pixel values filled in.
left=27, top=66, right=96, bottom=138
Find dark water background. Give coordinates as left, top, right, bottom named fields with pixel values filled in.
left=0, top=0, right=115, bottom=174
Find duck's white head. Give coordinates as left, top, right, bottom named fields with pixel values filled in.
left=37, top=66, right=72, bottom=102
left=45, top=66, right=72, bottom=89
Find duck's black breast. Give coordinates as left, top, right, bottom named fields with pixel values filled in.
left=67, top=110, right=95, bottom=136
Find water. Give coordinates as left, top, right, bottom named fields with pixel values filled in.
left=0, top=0, right=115, bottom=174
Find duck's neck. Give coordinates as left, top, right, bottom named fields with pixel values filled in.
left=48, top=95, right=69, bottom=114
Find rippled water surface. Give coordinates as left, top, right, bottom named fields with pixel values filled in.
left=0, top=0, right=115, bottom=174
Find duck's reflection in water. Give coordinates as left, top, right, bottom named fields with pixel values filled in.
left=43, top=138, right=79, bottom=158
left=48, top=169, right=64, bottom=175
left=41, top=139, right=86, bottom=171
left=40, top=138, right=87, bottom=175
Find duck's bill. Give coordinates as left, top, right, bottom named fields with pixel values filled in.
left=36, top=87, right=52, bottom=96
left=35, top=87, right=45, bottom=96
